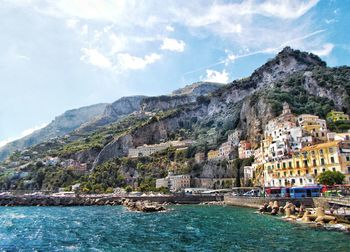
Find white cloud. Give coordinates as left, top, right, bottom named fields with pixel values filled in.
left=81, top=48, right=112, bottom=69
left=66, top=18, right=79, bottom=29
left=81, top=24, right=88, bottom=35
left=204, top=69, right=229, bottom=83
left=161, top=38, right=185, bottom=52
left=116, top=53, right=161, bottom=70
left=109, top=33, right=127, bottom=54
left=311, top=43, right=334, bottom=56
left=166, top=25, right=174, bottom=32
left=257, top=0, right=319, bottom=19
left=0, top=123, right=48, bottom=148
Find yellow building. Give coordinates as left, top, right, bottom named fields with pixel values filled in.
left=326, top=110, right=350, bottom=122
left=297, top=114, right=328, bottom=141
left=263, top=141, right=350, bottom=186
left=207, top=150, right=220, bottom=160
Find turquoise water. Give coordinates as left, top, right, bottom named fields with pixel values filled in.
left=0, top=205, right=349, bottom=251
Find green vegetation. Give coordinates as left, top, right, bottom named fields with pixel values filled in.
left=318, top=171, right=345, bottom=186
left=327, top=120, right=350, bottom=133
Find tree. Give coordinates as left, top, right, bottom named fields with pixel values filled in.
left=125, top=185, right=133, bottom=193
left=318, top=171, right=345, bottom=186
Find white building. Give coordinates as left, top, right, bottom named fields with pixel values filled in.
left=156, top=173, right=191, bottom=192
left=128, top=140, right=193, bottom=158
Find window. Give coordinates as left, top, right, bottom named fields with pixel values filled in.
left=300, top=178, right=303, bottom=184
left=332, top=167, right=336, bottom=171
left=291, top=179, right=295, bottom=185
left=298, top=170, right=301, bottom=175
left=320, top=149, right=324, bottom=155
left=306, top=170, right=309, bottom=174
left=329, top=147, right=334, bottom=153
left=296, top=161, right=300, bottom=168
left=321, top=158, right=325, bottom=165
left=290, top=171, right=293, bottom=175
left=346, top=156, right=350, bottom=162
left=284, top=172, right=287, bottom=177
left=277, top=163, right=280, bottom=169
left=288, top=162, right=292, bottom=168
left=314, top=169, right=318, bottom=175
left=348, top=167, right=350, bottom=173
left=331, top=157, right=335, bottom=163
left=303, top=160, right=308, bottom=167
left=322, top=168, right=326, bottom=172
left=313, top=159, right=317, bottom=166
left=283, top=163, right=286, bottom=169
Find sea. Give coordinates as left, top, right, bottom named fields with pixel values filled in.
left=0, top=205, right=349, bottom=251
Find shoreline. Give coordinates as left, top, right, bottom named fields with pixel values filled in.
left=0, top=194, right=223, bottom=207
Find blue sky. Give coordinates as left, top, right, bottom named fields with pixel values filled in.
left=0, top=0, right=349, bottom=146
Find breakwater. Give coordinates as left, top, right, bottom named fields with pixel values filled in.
left=224, top=195, right=315, bottom=208
left=0, top=194, right=223, bottom=206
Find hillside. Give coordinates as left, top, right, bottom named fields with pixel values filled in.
left=1, top=47, right=350, bottom=192
left=0, top=103, right=107, bottom=161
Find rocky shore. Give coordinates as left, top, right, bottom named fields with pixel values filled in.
left=0, top=194, right=222, bottom=207
left=259, top=201, right=350, bottom=232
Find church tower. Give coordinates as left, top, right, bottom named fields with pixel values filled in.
left=282, top=102, right=291, bottom=115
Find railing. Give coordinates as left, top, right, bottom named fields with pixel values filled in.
left=325, top=196, right=350, bottom=207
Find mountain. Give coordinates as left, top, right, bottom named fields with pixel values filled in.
left=0, top=82, right=222, bottom=162
left=171, top=82, right=224, bottom=96
left=0, top=103, right=107, bottom=161
left=1, top=47, right=349, bottom=192
left=93, top=47, right=349, bottom=165
left=76, top=96, right=146, bottom=134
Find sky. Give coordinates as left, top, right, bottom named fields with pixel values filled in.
left=0, top=0, right=349, bottom=147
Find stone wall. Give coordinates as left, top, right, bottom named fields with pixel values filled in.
left=224, top=195, right=315, bottom=208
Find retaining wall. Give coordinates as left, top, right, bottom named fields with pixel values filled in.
left=224, top=196, right=315, bottom=208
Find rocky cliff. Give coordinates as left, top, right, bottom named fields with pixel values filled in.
left=94, top=47, right=350, bottom=165
left=77, top=96, right=146, bottom=134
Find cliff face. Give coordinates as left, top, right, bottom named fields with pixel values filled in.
left=93, top=47, right=349, bottom=166
left=93, top=104, right=209, bottom=167
left=171, top=82, right=224, bottom=96
left=0, top=103, right=107, bottom=161
left=77, top=96, right=146, bottom=133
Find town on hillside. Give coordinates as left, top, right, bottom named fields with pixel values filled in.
left=124, top=102, right=350, bottom=193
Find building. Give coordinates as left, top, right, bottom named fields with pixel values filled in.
left=243, top=166, right=254, bottom=185
left=326, top=110, right=350, bottom=122
left=219, top=141, right=235, bottom=159
left=193, top=178, right=234, bottom=189
left=264, top=157, right=315, bottom=187
left=238, top=141, right=253, bottom=159
left=297, top=114, right=328, bottom=141
left=128, top=140, right=193, bottom=158
left=207, top=150, right=220, bottom=160
left=156, top=173, right=191, bottom=192
left=338, top=141, right=350, bottom=183
left=263, top=141, right=350, bottom=186
left=327, top=132, right=350, bottom=141
left=195, top=152, right=206, bottom=163
left=155, top=178, right=169, bottom=188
